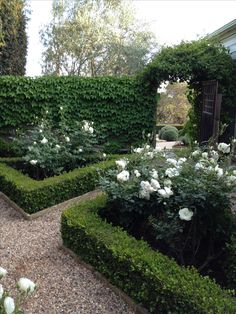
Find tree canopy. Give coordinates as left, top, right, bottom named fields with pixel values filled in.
left=0, top=0, right=28, bottom=75
left=40, top=0, right=158, bottom=76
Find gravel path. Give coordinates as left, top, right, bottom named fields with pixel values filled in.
left=0, top=197, right=135, bottom=314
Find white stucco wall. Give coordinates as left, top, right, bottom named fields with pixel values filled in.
left=222, top=33, right=236, bottom=59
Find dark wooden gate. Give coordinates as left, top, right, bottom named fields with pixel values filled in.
left=200, top=80, right=222, bottom=143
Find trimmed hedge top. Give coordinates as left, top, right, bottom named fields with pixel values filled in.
left=61, top=194, right=236, bottom=313
left=0, top=76, right=156, bottom=146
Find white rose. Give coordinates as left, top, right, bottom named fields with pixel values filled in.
left=41, top=137, right=48, bottom=144
left=150, top=169, right=158, bottom=179
left=201, top=152, right=208, bottom=159
left=117, top=170, right=130, bottom=183
left=18, top=278, right=36, bottom=294
left=65, top=136, right=70, bottom=142
left=217, top=142, right=230, bottom=154
left=0, top=284, right=4, bottom=299
left=165, top=168, right=179, bottom=178
left=191, top=150, right=200, bottom=157
left=33, top=141, right=37, bottom=145
left=195, top=162, right=204, bottom=170
left=133, top=147, right=144, bottom=153
left=145, top=145, right=150, bottom=149
left=0, top=267, right=7, bottom=278
left=60, top=106, right=63, bottom=110
left=30, top=160, right=38, bottom=165
left=150, top=179, right=160, bottom=191
left=166, top=158, right=177, bottom=166
left=179, top=208, right=193, bottom=221
left=103, top=153, right=107, bottom=158
left=79, top=148, right=83, bottom=153
left=134, top=169, right=141, bottom=177
left=55, top=144, right=60, bottom=149
left=157, top=187, right=173, bottom=198
left=115, top=159, right=127, bottom=169
left=215, top=165, right=223, bottom=178
left=139, top=189, right=150, bottom=200
left=177, top=157, right=187, bottom=165
left=39, top=129, right=43, bottom=133
left=88, top=126, right=94, bottom=134
left=4, top=297, right=15, bottom=314
left=210, top=150, right=219, bottom=161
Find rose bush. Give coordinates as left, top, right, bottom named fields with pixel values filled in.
left=100, top=143, right=236, bottom=277
left=15, top=108, right=101, bottom=178
left=0, top=267, right=36, bottom=314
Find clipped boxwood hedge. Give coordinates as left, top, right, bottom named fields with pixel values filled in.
left=61, top=195, right=236, bottom=314
left=0, top=157, right=119, bottom=214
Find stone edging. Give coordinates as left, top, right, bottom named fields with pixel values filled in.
left=0, top=190, right=101, bottom=220
left=61, top=246, right=149, bottom=314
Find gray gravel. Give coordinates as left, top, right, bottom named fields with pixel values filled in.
left=0, top=197, right=135, bottom=314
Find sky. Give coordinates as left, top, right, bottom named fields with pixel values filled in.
left=26, top=0, right=236, bottom=76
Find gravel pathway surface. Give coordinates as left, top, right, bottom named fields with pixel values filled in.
left=0, top=197, right=135, bottom=314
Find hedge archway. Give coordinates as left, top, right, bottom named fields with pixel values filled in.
left=140, top=39, right=236, bottom=141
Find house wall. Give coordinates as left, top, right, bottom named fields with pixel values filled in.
left=222, top=34, right=236, bottom=59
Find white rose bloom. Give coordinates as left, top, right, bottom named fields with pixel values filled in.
left=165, top=168, right=179, bottom=178
left=39, top=129, right=43, bottom=133
left=33, top=141, right=37, bottom=145
left=115, top=159, right=127, bottom=169
left=65, top=136, right=70, bottom=142
left=164, top=179, right=172, bottom=187
left=60, top=106, right=63, bottom=110
left=0, top=267, right=7, bottom=278
left=195, top=162, right=204, bottom=170
left=146, top=151, right=154, bottom=158
left=150, top=169, right=158, bottom=179
left=191, top=150, right=200, bottom=157
left=79, top=148, right=83, bottom=153
left=157, top=187, right=173, bottom=198
left=215, top=165, right=223, bottom=178
left=30, top=160, right=38, bottom=165
left=88, top=126, right=94, bottom=134
left=18, top=278, right=36, bottom=294
left=140, top=181, right=155, bottom=193
left=0, top=284, right=4, bottom=299
left=227, top=175, right=236, bottom=185
left=233, top=138, right=236, bottom=143
left=41, top=137, right=48, bottom=144
left=201, top=152, right=208, bottom=159
left=179, top=208, right=193, bottom=221
left=4, top=297, right=15, bottom=314
left=134, top=169, right=141, bottom=177
left=210, top=150, right=219, bottom=161
left=133, top=147, right=144, bottom=153
left=166, top=158, right=178, bottom=167
left=145, top=145, right=150, bottom=149
left=117, top=170, right=130, bottom=182
left=150, top=179, right=160, bottom=191
left=55, top=144, right=60, bottom=149
left=233, top=170, right=236, bottom=176
left=177, top=157, right=187, bottom=165
left=217, top=142, right=230, bottom=154
left=103, top=153, right=107, bottom=158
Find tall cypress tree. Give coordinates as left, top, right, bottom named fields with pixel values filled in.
left=0, top=0, right=28, bottom=75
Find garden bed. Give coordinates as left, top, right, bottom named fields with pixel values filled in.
left=61, top=194, right=236, bottom=313
left=0, top=156, right=120, bottom=214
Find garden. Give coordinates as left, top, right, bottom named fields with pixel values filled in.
left=1, top=38, right=236, bottom=313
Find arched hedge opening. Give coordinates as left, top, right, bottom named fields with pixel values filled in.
left=140, top=39, right=236, bottom=142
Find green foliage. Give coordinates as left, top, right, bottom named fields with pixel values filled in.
left=159, top=125, right=178, bottom=140
left=61, top=194, right=236, bottom=313
left=0, top=138, right=20, bottom=157
left=0, top=157, right=120, bottom=214
left=0, top=0, right=28, bottom=75
left=141, top=39, right=236, bottom=141
left=223, top=234, right=236, bottom=289
left=161, top=128, right=178, bottom=141
left=0, top=76, right=156, bottom=148
left=40, top=0, right=158, bottom=76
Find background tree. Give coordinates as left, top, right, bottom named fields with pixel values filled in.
left=0, top=0, right=28, bottom=75
left=40, top=0, right=158, bottom=76
left=157, top=82, right=191, bottom=124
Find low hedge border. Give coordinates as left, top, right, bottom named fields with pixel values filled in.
left=61, top=195, right=236, bottom=314
left=0, top=156, right=121, bottom=214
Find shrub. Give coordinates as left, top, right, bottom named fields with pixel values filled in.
left=0, top=138, right=20, bottom=157
left=161, top=128, right=178, bottom=141
left=159, top=125, right=178, bottom=140
left=99, top=143, right=236, bottom=275
left=61, top=195, right=236, bottom=313
left=0, top=157, right=120, bottom=214
left=223, top=234, right=236, bottom=289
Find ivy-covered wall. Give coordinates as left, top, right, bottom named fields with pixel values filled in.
left=0, top=76, right=157, bottom=146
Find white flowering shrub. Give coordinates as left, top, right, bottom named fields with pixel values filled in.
left=100, top=143, right=236, bottom=273
left=0, top=267, right=36, bottom=314
left=16, top=109, right=99, bottom=178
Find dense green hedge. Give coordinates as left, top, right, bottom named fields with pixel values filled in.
left=61, top=195, right=236, bottom=313
left=0, top=76, right=156, bottom=146
left=0, top=157, right=119, bottom=214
